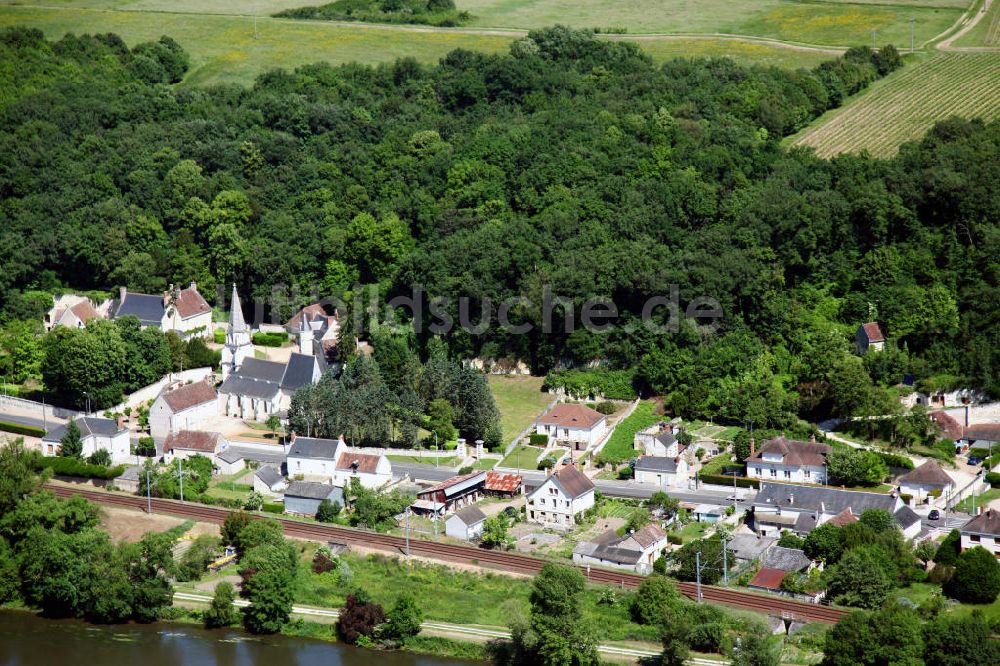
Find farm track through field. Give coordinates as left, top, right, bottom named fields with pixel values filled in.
left=49, top=484, right=847, bottom=624
left=7, top=4, right=847, bottom=54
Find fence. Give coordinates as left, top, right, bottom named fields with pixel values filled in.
left=590, top=397, right=640, bottom=458
left=0, top=394, right=82, bottom=422
left=503, top=395, right=559, bottom=457
left=103, top=367, right=215, bottom=414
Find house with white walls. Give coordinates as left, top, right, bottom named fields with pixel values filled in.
left=526, top=465, right=595, bottom=527
left=42, top=417, right=130, bottom=464
left=535, top=403, right=607, bottom=451
left=148, top=378, right=217, bottom=438
left=745, top=435, right=830, bottom=485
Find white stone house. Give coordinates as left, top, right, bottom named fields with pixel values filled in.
left=148, top=378, right=218, bottom=439
left=961, top=510, right=1000, bottom=558
left=745, top=435, right=830, bottom=485
left=897, top=460, right=955, bottom=502
left=333, top=450, right=392, bottom=490
left=445, top=506, right=487, bottom=541
left=526, top=465, right=595, bottom=527
left=163, top=430, right=229, bottom=463
left=573, top=524, right=669, bottom=574
left=45, top=294, right=107, bottom=331
left=113, top=282, right=212, bottom=337
left=634, top=422, right=683, bottom=457
left=42, top=417, right=130, bottom=464
left=254, top=465, right=288, bottom=496
left=215, top=449, right=245, bottom=476
left=535, top=403, right=608, bottom=451
left=634, top=455, right=689, bottom=487
left=855, top=322, right=885, bottom=355
left=286, top=435, right=344, bottom=481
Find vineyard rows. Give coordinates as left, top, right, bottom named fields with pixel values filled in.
left=793, top=53, right=1000, bottom=158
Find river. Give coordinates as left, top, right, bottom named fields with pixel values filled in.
left=0, top=610, right=477, bottom=666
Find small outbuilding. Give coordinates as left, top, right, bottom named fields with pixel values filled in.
left=215, top=449, right=245, bottom=476
left=283, top=481, right=344, bottom=517
left=254, top=464, right=288, bottom=496
left=897, top=460, right=955, bottom=502
left=445, top=506, right=488, bottom=541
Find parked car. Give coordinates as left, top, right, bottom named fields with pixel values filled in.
left=968, top=456, right=985, bottom=465
left=928, top=509, right=941, bottom=521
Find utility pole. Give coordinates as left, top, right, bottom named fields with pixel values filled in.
left=146, top=467, right=153, bottom=514
left=434, top=432, right=439, bottom=467
left=695, top=551, right=703, bottom=602
left=722, top=534, right=729, bottom=585
left=253, top=16, right=259, bottom=39
left=179, top=456, right=184, bottom=502
left=732, top=471, right=739, bottom=512
left=910, top=17, right=916, bottom=53
left=433, top=514, right=438, bottom=542
left=405, top=507, right=411, bottom=556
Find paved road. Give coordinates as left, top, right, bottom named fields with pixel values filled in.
left=0, top=410, right=49, bottom=431
left=228, top=444, right=286, bottom=466
left=390, top=461, right=460, bottom=483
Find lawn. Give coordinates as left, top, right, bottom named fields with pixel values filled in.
left=487, top=375, right=552, bottom=444
left=954, top=0, right=1000, bottom=47
left=955, top=487, right=1000, bottom=514
left=671, top=520, right=711, bottom=543
left=596, top=499, right=644, bottom=519
left=597, top=400, right=660, bottom=465
left=294, top=550, right=663, bottom=642
left=498, top=444, right=542, bottom=470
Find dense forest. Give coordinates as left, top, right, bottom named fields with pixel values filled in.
left=0, top=26, right=998, bottom=430
left=274, top=0, right=471, bottom=28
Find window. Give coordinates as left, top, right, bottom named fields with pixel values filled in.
left=565, top=500, right=570, bottom=508
left=804, top=470, right=811, bottom=479
left=971, top=535, right=981, bottom=542
left=770, top=469, right=777, bottom=478
left=784, top=470, right=791, bottom=479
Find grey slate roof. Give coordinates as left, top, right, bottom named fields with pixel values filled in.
left=656, top=431, right=677, bottom=447
left=761, top=546, right=811, bottom=572
left=281, top=353, right=316, bottom=390
left=754, top=482, right=898, bottom=515
left=285, top=480, right=339, bottom=500
left=44, top=417, right=124, bottom=442
left=728, top=533, right=777, bottom=561
left=239, top=358, right=287, bottom=383
left=288, top=437, right=341, bottom=460
left=255, top=465, right=284, bottom=488
left=114, top=293, right=164, bottom=327
left=635, top=455, right=681, bottom=473
left=453, top=505, right=487, bottom=526
left=218, top=374, right=281, bottom=400
left=217, top=449, right=243, bottom=464
left=894, top=505, right=921, bottom=530
left=118, top=465, right=141, bottom=482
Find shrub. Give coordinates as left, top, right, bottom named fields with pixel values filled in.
left=0, top=420, right=45, bottom=437
left=879, top=452, right=915, bottom=471
left=443, top=441, right=458, bottom=451
left=458, top=465, right=474, bottom=475
left=699, top=473, right=759, bottom=489
left=262, top=502, right=284, bottom=514
left=537, top=455, right=556, bottom=470
left=251, top=332, right=288, bottom=347
left=667, top=533, right=683, bottom=545
left=944, top=546, right=1000, bottom=603
left=595, top=401, right=617, bottom=415
left=629, top=575, right=680, bottom=625
left=617, top=466, right=634, bottom=480
left=899, top=493, right=913, bottom=505
left=312, top=549, right=338, bottom=574
left=934, top=529, right=961, bottom=566
left=985, top=472, right=1000, bottom=487
left=927, top=564, right=955, bottom=584
left=529, top=433, right=549, bottom=446
left=338, top=594, right=385, bottom=645
left=37, top=456, right=125, bottom=479
left=213, top=328, right=225, bottom=344
left=316, top=499, right=341, bottom=523
left=135, top=436, right=156, bottom=457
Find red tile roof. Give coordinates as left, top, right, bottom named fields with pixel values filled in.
left=423, top=470, right=486, bottom=494
left=485, top=471, right=522, bottom=493
left=745, top=436, right=830, bottom=467
left=173, top=285, right=211, bottom=319
left=335, top=452, right=384, bottom=474
left=286, top=303, right=337, bottom=330
left=748, top=567, right=788, bottom=591
left=161, top=380, right=217, bottom=412
left=69, top=300, right=101, bottom=323
left=164, top=430, right=223, bottom=454
left=929, top=411, right=963, bottom=440
left=861, top=322, right=884, bottom=342
left=538, top=403, right=606, bottom=429
left=629, top=524, right=668, bottom=549
left=827, top=508, right=857, bottom=527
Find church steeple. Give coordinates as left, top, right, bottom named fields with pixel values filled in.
left=221, top=283, right=252, bottom=381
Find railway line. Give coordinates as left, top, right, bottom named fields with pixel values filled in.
left=50, top=484, right=848, bottom=624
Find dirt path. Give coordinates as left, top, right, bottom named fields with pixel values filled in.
left=938, top=0, right=999, bottom=50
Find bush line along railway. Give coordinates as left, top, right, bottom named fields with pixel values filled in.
left=50, top=485, right=847, bottom=625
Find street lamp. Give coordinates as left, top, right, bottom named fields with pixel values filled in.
left=83, top=391, right=91, bottom=415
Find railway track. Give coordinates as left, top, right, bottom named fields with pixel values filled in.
left=50, top=484, right=847, bottom=624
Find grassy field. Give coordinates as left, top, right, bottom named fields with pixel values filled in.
left=385, top=454, right=459, bottom=466
left=956, top=487, right=1000, bottom=514
left=597, top=400, right=659, bottom=465
left=498, top=443, right=542, bottom=469
left=487, top=375, right=552, bottom=444
left=955, top=0, right=1000, bottom=46
left=791, top=52, right=1000, bottom=158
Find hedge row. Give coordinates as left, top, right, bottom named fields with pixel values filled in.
left=252, top=332, right=289, bottom=347
left=699, top=473, right=760, bottom=489
left=262, top=502, right=284, bottom=514
left=0, top=420, right=46, bottom=438
left=878, top=452, right=915, bottom=471
left=38, top=456, right=125, bottom=479
left=529, top=433, right=548, bottom=446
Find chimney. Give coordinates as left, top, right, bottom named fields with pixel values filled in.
left=289, top=431, right=297, bottom=444
left=117, top=415, right=125, bottom=431
left=189, top=281, right=197, bottom=291
left=546, top=464, right=555, bottom=477
left=809, top=434, right=817, bottom=444
left=119, top=286, right=127, bottom=303
left=338, top=434, right=346, bottom=446
left=749, top=438, right=756, bottom=457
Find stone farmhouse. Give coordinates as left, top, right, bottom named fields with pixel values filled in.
left=113, top=282, right=212, bottom=338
